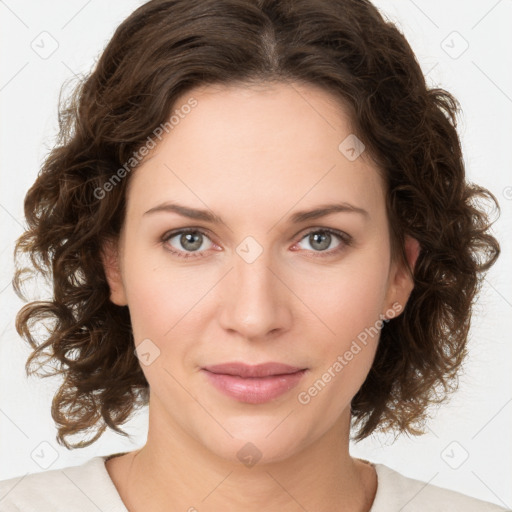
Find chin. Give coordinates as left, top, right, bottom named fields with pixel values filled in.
left=197, top=416, right=313, bottom=467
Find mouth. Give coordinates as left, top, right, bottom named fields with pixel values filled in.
left=202, top=362, right=305, bottom=378
left=201, top=362, right=308, bottom=404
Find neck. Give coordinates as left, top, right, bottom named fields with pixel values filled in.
left=106, top=398, right=376, bottom=512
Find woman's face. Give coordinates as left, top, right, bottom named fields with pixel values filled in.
left=103, top=82, right=418, bottom=464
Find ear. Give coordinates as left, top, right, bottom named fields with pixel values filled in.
left=100, top=237, right=128, bottom=306
left=383, top=235, right=420, bottom=319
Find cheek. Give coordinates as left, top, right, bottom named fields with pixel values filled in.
left=122, top=247, right=208, bottom=341
left=123, top=267, right=169, bottom=340
left=295, top=262, right=387, bottom=416
left=297, top=251, right=390, bottom=348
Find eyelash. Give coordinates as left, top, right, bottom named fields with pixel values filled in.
left=161, top=227, right=353, bottom=260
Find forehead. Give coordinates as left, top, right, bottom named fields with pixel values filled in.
left=125, top=82, right=385, bottom=222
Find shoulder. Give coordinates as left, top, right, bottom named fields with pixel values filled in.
left=371, top=462, right=510, bottom=512
left=0, top=455, right=128, bottom=512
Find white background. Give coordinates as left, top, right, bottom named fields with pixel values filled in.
left=0, top=0, right=511, bottom=508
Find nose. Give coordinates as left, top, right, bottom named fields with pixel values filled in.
left=217, top=246, right=293, bottom=341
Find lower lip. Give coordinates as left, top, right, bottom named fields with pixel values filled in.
left=202, top=369, right=307, bottom=404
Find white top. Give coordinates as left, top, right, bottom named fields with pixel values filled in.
left=0, top=454, right=509, bottom=511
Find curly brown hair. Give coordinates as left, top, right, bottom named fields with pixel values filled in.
left=12, top=0, right=500, bottom=449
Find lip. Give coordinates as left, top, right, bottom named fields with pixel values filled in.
left=201, top=362, right=307, bottom=404
left=203, top=362, right=303, bottom=378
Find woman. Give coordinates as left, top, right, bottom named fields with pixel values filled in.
left=0, top=0, right=508, bottom=510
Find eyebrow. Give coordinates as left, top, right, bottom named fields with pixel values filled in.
left=143, top=201, right=369, bottom=224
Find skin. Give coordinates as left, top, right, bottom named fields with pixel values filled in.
left=102, top=81, right=420, bottom=512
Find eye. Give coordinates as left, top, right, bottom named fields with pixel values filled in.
left=162, top=229, right=215, bottom=259
left=161, top=227, right=352, bottom=260
left=293, top=228, right=352, bottom=257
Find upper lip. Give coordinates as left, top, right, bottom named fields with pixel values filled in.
left=202, top=362, right=305, bottom=378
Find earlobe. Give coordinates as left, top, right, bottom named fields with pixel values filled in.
left=100, top=237, right=128, bottom=306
